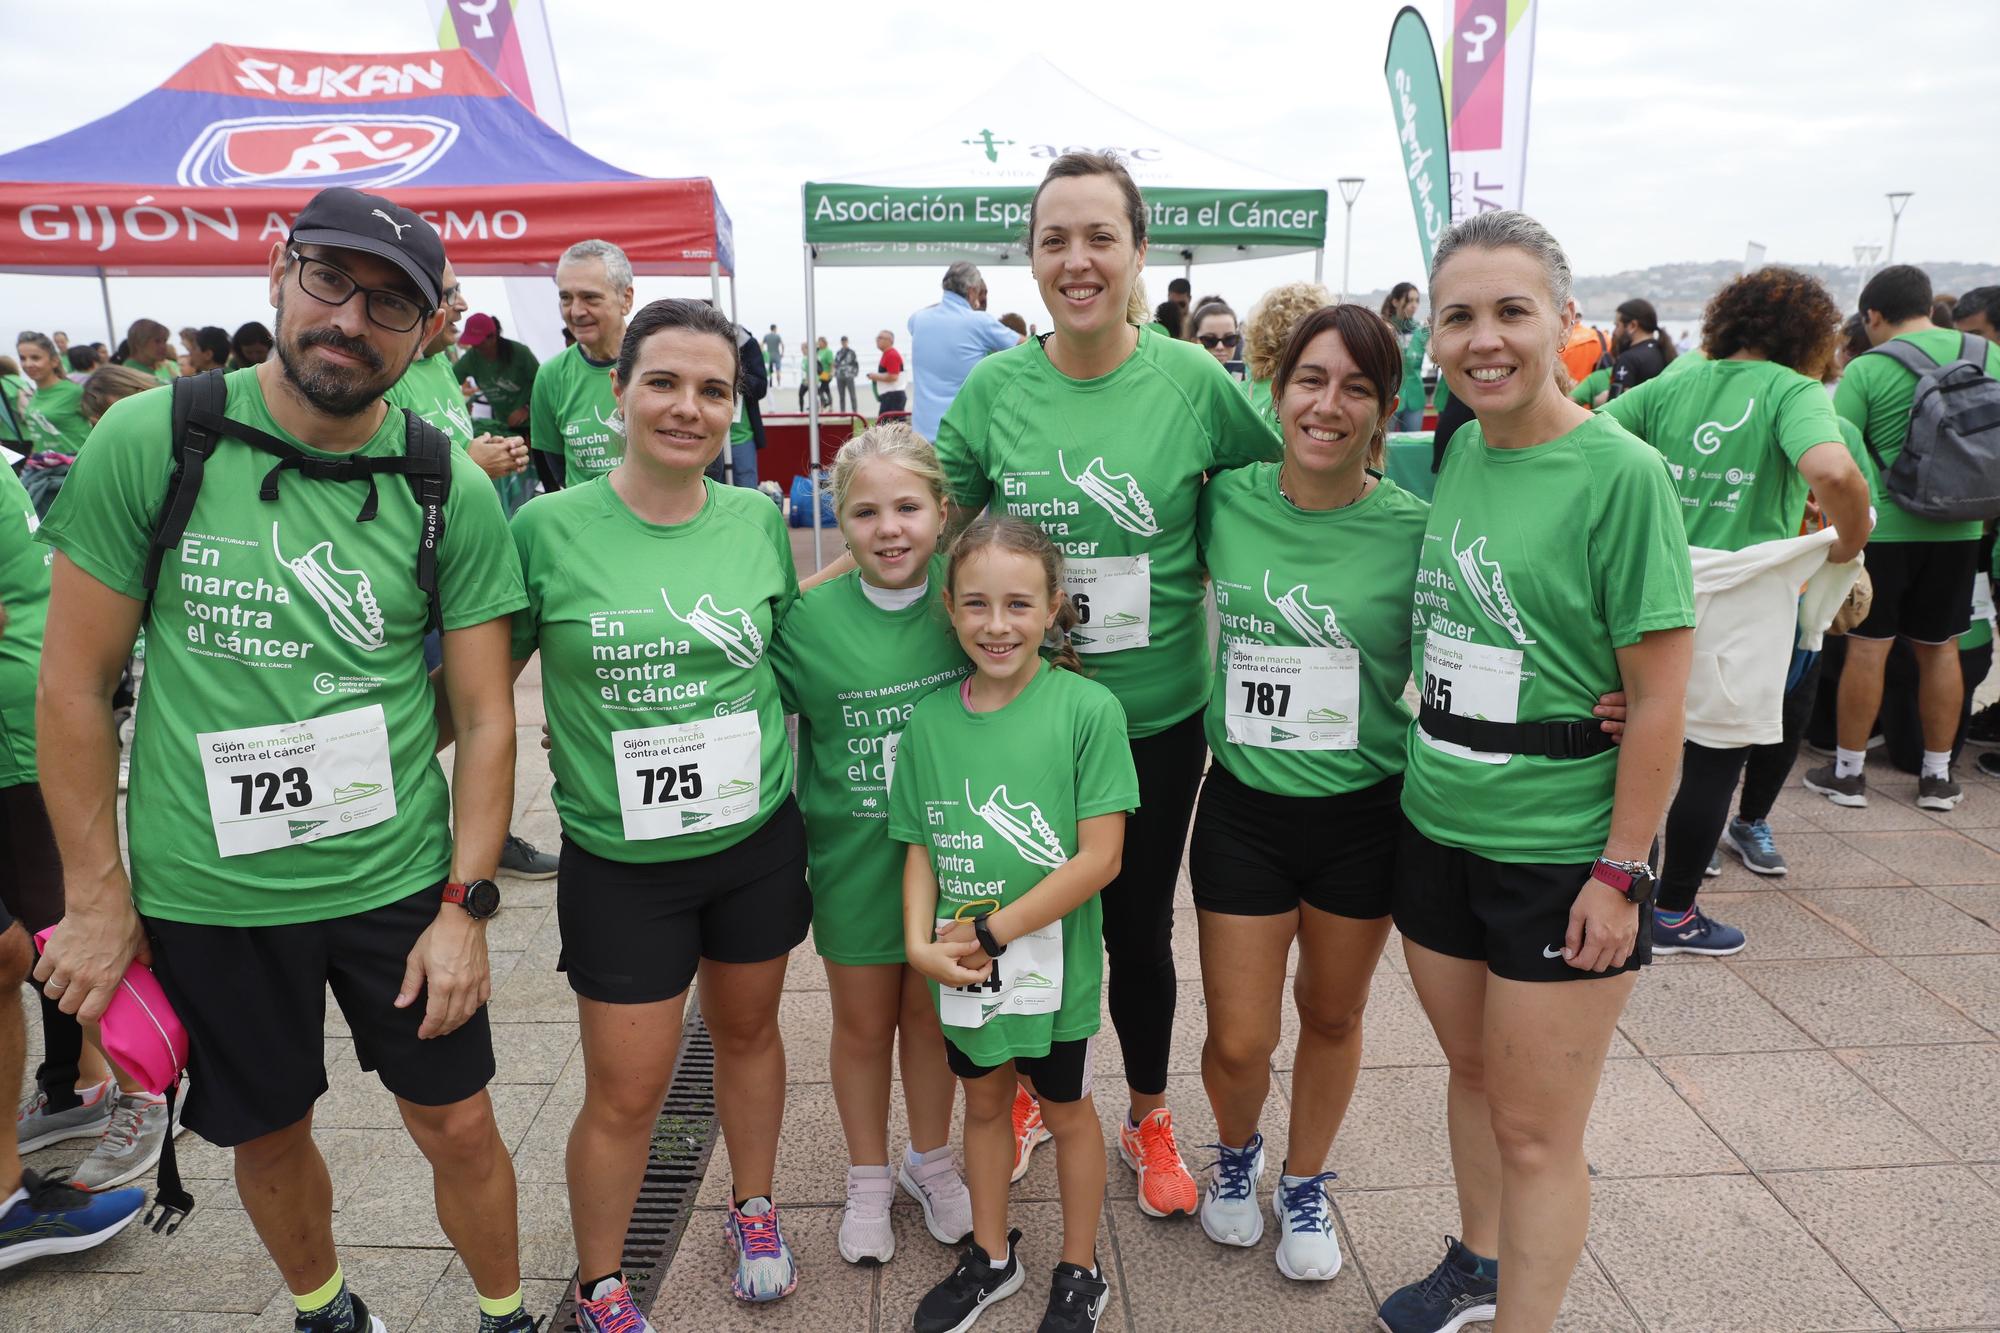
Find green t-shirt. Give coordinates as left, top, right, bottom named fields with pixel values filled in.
left=454, top=341, right=540, bottom=428
left=771, top=560, right=971, bottom=964
left=510, top=475, right=798, bottom=863
left=528, top=343, right=624, bottom=480
left=385, top=350, right=474, bottom=452
left=125, top=358, right=175, bottom=386
left=1402, top=413, right=1695, bottom=864
left=1834, top=328, right=2000, bottom=543
left=21, top=379, right=91, bottom=453
left=1, top=375, right=30, bottom=445
left=1198, top=464, right=1428, bottom=797
left=1603, top=357, right=1841, bottom=551
left=935, top=325, right=1282, bottom=736
left=37, top=367, right=526, bottom=924
left=1570, top=367, right=1610, bottom=406
left=1394, top=320, right=1431, bottom=413
left=0, top=463, right=50, bottom=785
left=1241, top=376, right=1279, bottom=432
left=1659, top=348, right=1707, bottom=379
left=887, top=661, right=1138, bottom=1067
left=817, top=347, right=835, bottom=378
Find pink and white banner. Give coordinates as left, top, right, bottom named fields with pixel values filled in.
left=1442, top=0, right=1538, bottom=222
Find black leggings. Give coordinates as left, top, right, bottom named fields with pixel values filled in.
left=1, top=783, right=86, bottom=1109
left=1099, top=710, right=1207, bottom=1098
left=1738, top=652, right=1823, bottom=824
left=1660, top=742, right=1749, bottom=914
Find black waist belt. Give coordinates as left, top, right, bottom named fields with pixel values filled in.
left=1418, top=702, right=1618, bottom=760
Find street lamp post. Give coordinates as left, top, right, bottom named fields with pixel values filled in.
left=1337, top=177, right=1365, bottom=304
left=1885, top=192, right=1913, bottom=266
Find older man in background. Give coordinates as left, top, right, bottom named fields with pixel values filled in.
left=907, top=261, right=1020, bottom=441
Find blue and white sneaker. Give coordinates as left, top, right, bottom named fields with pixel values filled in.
left=1652, top=906, right=1748, bottom=957
left=1376, top=1235, right=1498, bottom=1333
left=576, top=1274, right=653, bottom=1332
left=0, top=1169, right=145, bottom=1272
left=1272, top=1170, right=1342, bottom=1281
left=724, top=1196, right=798, bottom=1303
left=1724, top=817, right=1787, bottom=876
left=1197, top=1133, right=1264, bottom=1247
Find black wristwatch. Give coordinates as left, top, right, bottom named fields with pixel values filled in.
left=972, top=912, right=1006, bottom=959
left=1588, top=857, right=1656, bottom=905
left=443, top=878, right=502, bottom=920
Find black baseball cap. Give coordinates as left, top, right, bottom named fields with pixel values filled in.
left=288, top=187, right=444, bottom=309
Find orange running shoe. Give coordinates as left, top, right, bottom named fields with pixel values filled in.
left=1010, top=1083, right=1050, bottom=1183
left=1119, top=1107, right=1198, bottom=1217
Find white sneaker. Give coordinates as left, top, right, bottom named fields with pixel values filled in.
left=1272, top=1170, right=1343, bottom=1281
left=1199, top=1134, right=1265, bottom=1247
left=69, top=1089, right=175, bottom=1193
left=898, top=1148, right=974, bottom=1245
left=838, top=1165, right=895, bottom=1264
left=17, top=1078, right=116, bottom=1154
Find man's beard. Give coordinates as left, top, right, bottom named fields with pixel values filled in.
left=274, top=296, right=402, bottom=417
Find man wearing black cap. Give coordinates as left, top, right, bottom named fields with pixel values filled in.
left=31, top=187, right=539, bottom=1333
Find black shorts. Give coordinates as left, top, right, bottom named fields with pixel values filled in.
left=0, top=783, right=65, bottom=935
left=1188, top=764, right=1401, bottom=919
left=1392, top=826, right=1650, bottom=983
left=556, top=796, right=811, bottom=1004
left=144, top=885, right=495, bottom=1147
left=945, top=1035, right=1094, bottom=1104
left=1850, top=539, right=1978, bottom=644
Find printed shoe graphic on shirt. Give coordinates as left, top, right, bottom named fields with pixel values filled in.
left=1263, top=570, right=1351, bottom=649
left=270, top=522, right=387, bottom=652
left=1448, top=521, right=1535, bottom=646
left=593, top=402, right=625, bottom=435
left=333, top=781, right=383, bottom=804
left=966, top=779, right=1069, bottom=870
left=663, top=591, right=764, bottom=670
left=1692, top=399, right=1754, bottom=456
left=1059, top=450, right=1161, bottom=537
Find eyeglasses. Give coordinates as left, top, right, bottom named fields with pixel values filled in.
left=288, top=250, right=431, bottom=333
left=1197, top=332, right=1240, bottom=350
left=441, top=284, right=465, bottom=309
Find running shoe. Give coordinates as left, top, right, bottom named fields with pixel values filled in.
left=1375, top=1235, right=1498, bottom=1333
left=1118, top=1108, right=1198, bottom=1218
left=724, top=1196, right=798, bottom=1302
left=499, top=832, right=559, bottom=880
left=1979, top=751, right=2000, bottom=780
left=1803, top=764, right=1867, bottom=808
left=1652, top=907, right=1747, bottom=957
left=1705, top=848, right=1722, bottom=878
left=913, top=1228, right=1024, bottom=1333
left=479, top=1308, right=542, bottom=1333
left=1725, top=817, right=1787, bottom=875
left=576, top=1274, right=653, bottom=1333
left=16, top=1077, right=115, bottom=1153
left=1036, top=1260, right=1109, bottom=1332
left=294, top=1287, right=388, bottom=1333
left=900, top=1149, right=974, bottom=1245
left=69, top=1089, right=174, bottom=1192
left=1966, top=700, right=2000, bottom=744
left=0, top=1169, right=145, bottom=1273
left=1272, top=1170, right=1342, bottom=1281
left=1197, top=1133, right=1264, bottom=1247
left=1918, top=773, right=1964, bottom=811
left=1011, top=1085, right=1050, bottom=1183
left=839, top=1166, right=895, bottom=1264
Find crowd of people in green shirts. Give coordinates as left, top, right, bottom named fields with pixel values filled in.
left=4, top=158, right=1999, bottom=1333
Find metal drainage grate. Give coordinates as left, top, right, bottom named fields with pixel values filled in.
left=548, top=1009, right=719, bottom=1331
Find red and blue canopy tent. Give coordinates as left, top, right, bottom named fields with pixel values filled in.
left=0, top=43, right=735, bottom=339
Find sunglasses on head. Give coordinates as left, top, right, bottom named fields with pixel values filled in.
left=1198, top=332, right=1240, bottom=350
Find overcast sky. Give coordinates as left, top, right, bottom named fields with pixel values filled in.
left=3, top=0, right=1993, bottom=356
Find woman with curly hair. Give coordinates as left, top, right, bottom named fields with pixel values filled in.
left=1239, top=281, right=1332, bottom=428
left=1602, top=266, right=1871, bottom=957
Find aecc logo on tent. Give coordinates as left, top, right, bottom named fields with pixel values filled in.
left=177, top=115, right=459, bottom=189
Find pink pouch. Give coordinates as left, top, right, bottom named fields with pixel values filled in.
left=33, top=925, right=188, bottom=1096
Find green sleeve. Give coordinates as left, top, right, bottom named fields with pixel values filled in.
left=1592, top=451, right=1695, bottom=648
left=1772, top=373, right=1843, bottom=468
left=765, top=501, right=801, bottom=633
left=529, top=362, right=559, bottom=455
left=507, top=503, right=543, bottom=661
left=1599, top=374, right=1653, bottom=438
left=34, top=389, right=174, bottom=599
left=453, top=357, right=477, bottom=386
left=934, top=374, right=995, bottom=516
left=1835, top=417, right=1871, bottom=477
left=1194, top=473, right=1219, bottom=571
left=886, top=707, right=931, bottom=845
left=1831, top=366, right=1868, bottom=446
left=1205, top=362, right=1284, bottom=472
left=1072, top=684, right=1140, bottom=819
left=437, top=451, right=527, bottom=630
left=1571, top=367, right=1609, bottom=405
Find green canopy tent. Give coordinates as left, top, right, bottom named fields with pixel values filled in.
left=796, top=56, right=1329, bottom=563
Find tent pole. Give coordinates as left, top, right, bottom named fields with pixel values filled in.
left=728, top=274, right=738, bottom=325
left=804, top=243, right=823, bottom=570
left=711, top=260, right=733, bottom=488
left=1313, top=248, right=1324, bottom=285
left=98, top=269, right=116, bottom=346
left=709, top=260, right=722, bottom=309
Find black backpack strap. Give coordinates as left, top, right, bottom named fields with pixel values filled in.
left=397, top=408, right=452, bottom=634
left=143, top=370, right=229, bottom=603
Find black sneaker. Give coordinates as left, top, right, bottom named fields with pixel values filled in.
left=1979, top=751, right=2000, bottom=779
left=499, top=832, right=558, bottom=879
left=1037, top=1260, right=1109, bottom=1332
left=296, top=1287, right=387, bottom=1333
left=1376, top=1235, right=1497, bottom=1333
left=1967, top=701, right=2000, bottom=745
left=1803, top=763, right=1868, bottom=808
left=914, top=1228, right=1023, bottom=1333
left=1917, top=773, right=1964, bottom=811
